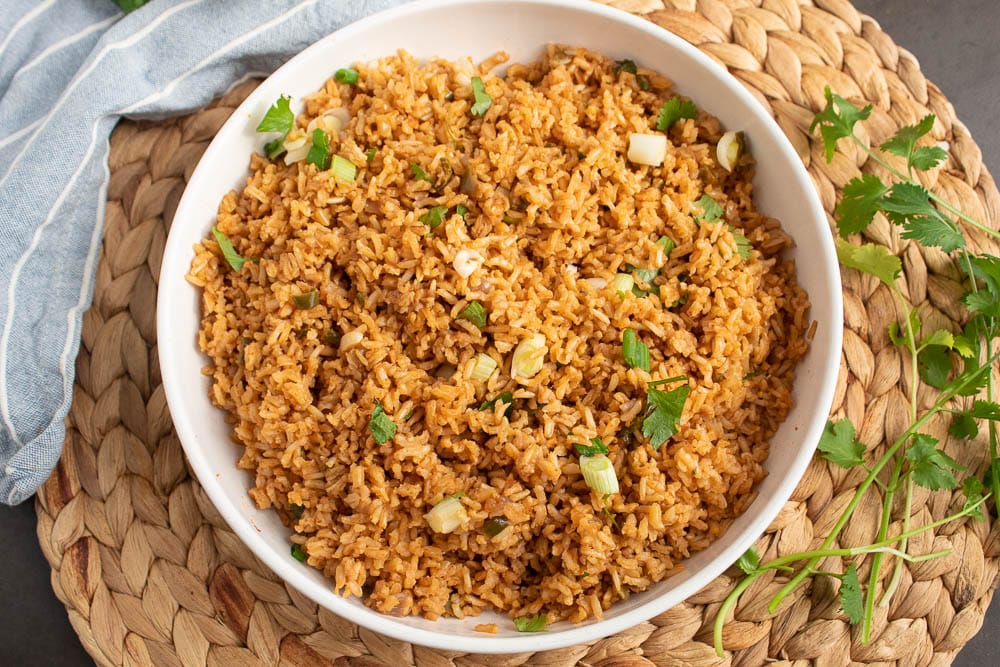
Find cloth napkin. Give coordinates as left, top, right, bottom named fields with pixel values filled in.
left=0, top=0, right=407, bottom=505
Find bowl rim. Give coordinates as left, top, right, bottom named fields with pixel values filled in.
left=157, top=0, right=842, bottom=653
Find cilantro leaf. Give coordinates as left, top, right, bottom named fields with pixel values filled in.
left=369, top=402, right=397, bottom=445
left=264, top=138, right=286, bottom=160
left=920, top=330, right=954, bottom=350
left=694, top=194, right=722, bottom=223
left=211, top=226, right=257, bottom=272
left=906, top=433, right=963, bottom=490
left=574, top=437, right=610, bottom=456
left=513, top=614, right=548, bottom=632
left=736, top=547, right=760, bottom=575
left=306, top=129, right=331, bottom=170
left=835, top=174, right=888, bottom=236
left=963, top=290, right=1000, bottom=318
left=420, top=205, right=448, bottom=231
left=470, top=76, right=493, bottom=117
left=656, top=98, right=697, bottom=131
left=731, top=229, right=752, bottom=260
left=809, top=87, right=873, bottom=162
left=411, top=163, right=433, bottom=183
left=256, top=94, right=294, bottom=134
left=622, top=329, right=651, bottom=371
left=642, top=378, right=690, bottom=449
left=817, top=419, right=865, bottom=469
left=839, top=563, right=864, bottom=624
left=969, top=400, right=1000, bottom=421
left=881, top=183, right=965, bottom=252
left=114, top=0, right=151, bottom=13
left=910, top=145, right=948, bottom=171
left=888, top=309, right=920, bottom=349
left=963, top=477, right=985, bottom=520
left=615, top=59, right=638, bottom=75
left=835, top=239, right=901, bottom=287
left=917, top=345, right=952, bottom=389
left=880, top=115, right=941, bottom=172
left=949, top=414, right=979, bottom=440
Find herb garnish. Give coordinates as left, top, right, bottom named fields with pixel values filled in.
left=306, top=129, right=331, bottom=169
left=622, top=329, right=651, bottom=371
left=211, top=226, right=257, bottom=272
left=470, top=76, right=493, bottom=116
left=369, top=402, right=397, bottom=445
left=573, top=437, right=609, bottom=456
left=714, top=88, right=1000, bottom=656
left=457, top=300, right=488, bottom=328
left=693, top=194, right=722, bottom=223
left=420, top=205, right=448, bottom=231
left=478, top=391, right=513, bottom=418
left=256, top=94, right=294, bottom=134
left=411, top=163, right=433, bottom=183
left=513, top=614, right=548, bottom=632
left=656, top=97, right=697, bottom=131
left=642, top=376, right=689, bottom=449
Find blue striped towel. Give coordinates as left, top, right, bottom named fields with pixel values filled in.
left=0, top=0, right=406, bottom=504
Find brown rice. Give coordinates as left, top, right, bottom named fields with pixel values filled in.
left=187, top=46, right=811, bottom=625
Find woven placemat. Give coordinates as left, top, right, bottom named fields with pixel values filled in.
left=35, top=1, right=1000, bottom=665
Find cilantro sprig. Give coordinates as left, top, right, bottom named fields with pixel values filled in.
left=714, top=87, right=1000, bottom=657
left=656, top=97, right=697, bottom=131
left=642, top=376, right=689, bottom=449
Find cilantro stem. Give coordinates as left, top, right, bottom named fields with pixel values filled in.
left=850, top=135, right=1000, bottom=241
left=713, top=570, right=765, bottom=657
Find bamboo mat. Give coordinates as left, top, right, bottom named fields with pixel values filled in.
left=34, top=1, right=1000, bottom=665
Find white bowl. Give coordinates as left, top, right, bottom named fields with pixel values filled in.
left=158, top=0, right=842, bottom=653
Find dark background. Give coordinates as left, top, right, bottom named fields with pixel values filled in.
left=2, top=1, right=998, bottom=664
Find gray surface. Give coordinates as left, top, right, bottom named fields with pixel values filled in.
left=1, top=1, right=998, bottom=665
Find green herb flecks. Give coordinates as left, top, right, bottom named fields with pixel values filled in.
left=656, top=97, right=697, bottom=131
left=411, top=163, right=433, bottom=183
left=642, top=376, right=689, bottom=449
left=420, top=205, right=448, bottom=231
left=369, top=402, right=397, bottom=445
left=693, top=194, right=723, bottom=223
left=470, top=76, right=493, bottom=117
left=478, top=391, right=513, bottom=419
left=513, top=614, right=548, bottom=632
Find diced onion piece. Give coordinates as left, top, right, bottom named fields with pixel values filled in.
left=584, top=277, right=607, bottom=289
left=424, top=496, right=468, bottom=534
left=627, top=133, right=667, bottom=167
left=454, top=249, right=484, bottom=278
left=330, top=155, right=357, bottom=182
left=612, top=273, right=634, bottom=296
left=339, top=328, right=364, bottom=352
left=471, top=353, right=498, bottom=381
left=566, top=264, right=578, bottom=275
left=580, top=455, right=620, bottom=495
left=328, top=107, right=351, bottom=127
left=716, top=130, right=744, bottom=172
left=511, top=333, right=547, bottom=379
left=283, top=135, right=310, bottom=164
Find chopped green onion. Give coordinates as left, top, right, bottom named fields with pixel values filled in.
left=470, top=76, right=493, bottom=117
left=580, top=455, right=619, bottom=495
left=291, top=543, right=307, bottom=562
left=365, top=147, right=377, bottom=162
left=293, top=289, right=319, bottom=310
left=334, top=68, right=359, bottom=85
left=513, top=614, right=548, bottom=633
left=457, top=301, right=488, bottom=328
left=574, top=437, right=609, bottom=456
left=622, top=329, right=651, bottom=371
left=420, top=205, right=448, bottom=231
left=612, top=273, right=634, bottom=297
left=655, top=235, right=675, bottom=259
left=330, top=155, right=357, bottom=182
left=717, top=130, right=744, bottom=172
left=211, top=226, right=256, bottom=272
left=369, top=401, right=397, bottom=444
left=483, top=516, right=510, bottom=537
left=424, top=496, right=468, bottom=534
left=306, top=129, right=331, bottom=169
left=411, top=162, right=433, bottom=183
left=290, top=504, right=305, bottom=519
left=511, top=333, right=547, bottom=379
left=256, top=94, right=294, bottom=134
left=471, top=353, right=498, bottom=381
left=478, top=391, right=513, bottom=417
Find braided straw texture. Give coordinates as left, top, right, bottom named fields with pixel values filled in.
left=35, top=1, right=1000, bottom=665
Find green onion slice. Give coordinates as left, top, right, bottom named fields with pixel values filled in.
left=335, top=68, right=359, bottom=85
left=330, top=155, right=357, bottom=182
left=290, top=543, right=307, bottom=562
left=471, top=353, right=498, bottom=381
left=483, top=517, right=509, bottom=537
left=211, top=226, right=254, bottom=272
left=457, top=301, right=488, bottom=328
left=306, top=129, right=331, bottom=169
left=622, top=329, right=651, bottom=371
left=580, top=454, right=620, bottom=495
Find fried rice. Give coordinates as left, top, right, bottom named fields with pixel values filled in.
left=186, top=45, right=811, bottom=624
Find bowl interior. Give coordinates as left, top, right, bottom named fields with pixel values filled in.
left=157, top=0, right=841, bottom=653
